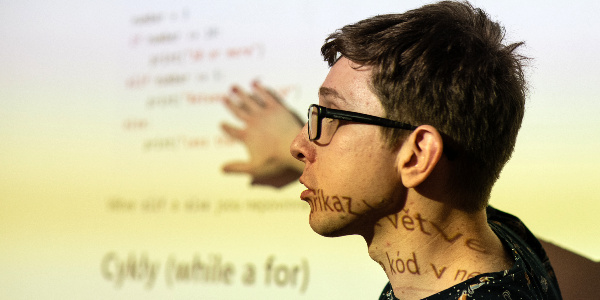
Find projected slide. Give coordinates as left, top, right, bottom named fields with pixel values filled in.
left=1, top=1, right=598, bottom=299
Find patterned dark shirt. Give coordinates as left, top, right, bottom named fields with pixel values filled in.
left=379, top=207, right=562, bottom=299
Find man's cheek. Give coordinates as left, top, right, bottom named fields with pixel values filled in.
left=307, top=189, right=364, bottom=216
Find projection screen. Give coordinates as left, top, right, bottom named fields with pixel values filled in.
left=1, top=0, right=598, bottom=299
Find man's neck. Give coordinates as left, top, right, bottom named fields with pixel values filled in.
left=366, top=200, right=512, bottom=300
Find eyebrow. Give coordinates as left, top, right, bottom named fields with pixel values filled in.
left=318, top=87, right=347, bottom=104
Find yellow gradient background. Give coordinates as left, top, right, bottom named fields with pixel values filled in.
left=1, top=0, right=598, bottom=299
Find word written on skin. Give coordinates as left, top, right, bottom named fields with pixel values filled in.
left=304, top=189, right=363, bottom=217
left=380, top=209, right=487, bottom=253
left=101, top=252, right=309, bottom=293
left=306, top=191, right=486, bottom=253
left=380, top=251, right=481, bottom=282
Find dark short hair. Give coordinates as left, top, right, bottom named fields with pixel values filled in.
left=321, top=1, right=527, bottom=210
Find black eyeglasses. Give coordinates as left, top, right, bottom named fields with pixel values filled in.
left=308, top=104, right=417, bottom=143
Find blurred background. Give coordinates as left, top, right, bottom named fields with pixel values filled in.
left=1, top=0, right=598, bottom=299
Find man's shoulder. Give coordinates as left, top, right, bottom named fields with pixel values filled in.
left=486, top=206, right=550, bottom=272
left=485, top=206, right=562, bottom=299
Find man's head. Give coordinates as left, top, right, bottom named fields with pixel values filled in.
left=320, top=1, right=527, bottom=210
left=292, top=57, right=407, bottom=237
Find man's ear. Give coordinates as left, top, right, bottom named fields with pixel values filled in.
left=397, top=125, right=444, bottom=188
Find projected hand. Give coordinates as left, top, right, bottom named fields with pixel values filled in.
left=221, top=82, right=304, bottom=188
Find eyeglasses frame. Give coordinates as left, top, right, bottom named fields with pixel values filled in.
left=308, top=104, right=418, bottom=142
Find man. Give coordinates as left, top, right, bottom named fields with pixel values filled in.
left=223, top=1, right=562, bottom=299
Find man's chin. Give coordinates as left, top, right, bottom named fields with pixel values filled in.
left=307, top=212, right=356, bottom=238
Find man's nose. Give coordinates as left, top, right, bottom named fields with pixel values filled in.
left=290, top=123, right=314, bottom=163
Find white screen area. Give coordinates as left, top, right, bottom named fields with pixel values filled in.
left=1, top=1, right=599, bottom=299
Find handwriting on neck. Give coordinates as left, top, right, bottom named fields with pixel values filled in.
left=306, top=190, right=489, bottom=282
left=379, top=251, right=482, bottom=281
left=380, top=209, right=487, bottom=253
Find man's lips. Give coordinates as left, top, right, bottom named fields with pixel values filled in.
left=300, top=189, right=315, bottom=200
left=299, top=177, right=315, bottom=200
